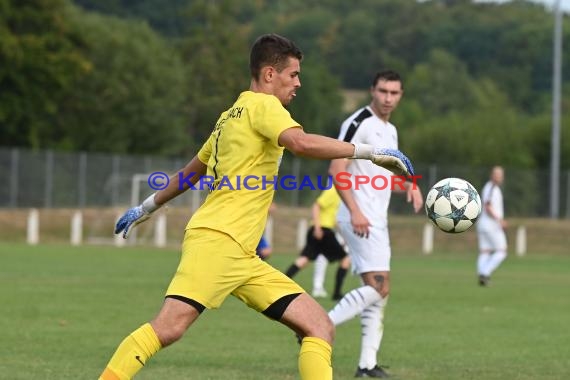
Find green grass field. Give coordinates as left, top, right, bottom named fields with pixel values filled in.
left=1, top=242, right=569, bottom=380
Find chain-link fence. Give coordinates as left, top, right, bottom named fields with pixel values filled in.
left=1, top=147, right=569, bottom=218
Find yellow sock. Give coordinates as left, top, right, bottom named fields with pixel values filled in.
left=298, top=337, right=333, bottom=380
left=99, top=323, right=162, bottom=380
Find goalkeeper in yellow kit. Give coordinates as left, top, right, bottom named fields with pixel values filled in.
left=99, top=33, right=414, bottom=380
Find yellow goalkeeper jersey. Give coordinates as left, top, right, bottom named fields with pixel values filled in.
left=188, top=91, right=300, bottom=253
left=315, top=187, right=341, bottom=229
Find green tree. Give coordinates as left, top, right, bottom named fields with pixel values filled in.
left=0, top=0, right=89, bottom=148
left=323, top=10, right=379, bottom=88
left=54, top=5, right=188, bottom=154
left=400, top=48, right=534, bottom=168
left=72, top=0, right=192, bottom=37
left=179, top=0, right=251, bottom=150
left=422, top=0, right=555, bottom=113
left=287, top=58, right=344, bottom=138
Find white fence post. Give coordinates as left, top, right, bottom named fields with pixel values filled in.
left=265, top=216, right=274, bottom=246
left=297, top=218, right=308, bottom=251
left=154, top=213, right=167, bottom=248
left=27, top=208, right=39, bottom=245
left=114, top=212, right=126, bottom=247
left=516, top=225, right=527, bottom=257
left=70, top=211, right=83, bottom=246
left=422, top=223, right=434, bottom=254
left=192, top=189, right=201, bottom=212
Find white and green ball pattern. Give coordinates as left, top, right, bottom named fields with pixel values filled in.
left=425, top=177, right=482, bottom=233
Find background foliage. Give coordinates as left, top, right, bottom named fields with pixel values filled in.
left=1, top=0, right=569, bottom=169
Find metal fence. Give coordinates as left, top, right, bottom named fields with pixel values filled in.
left=1, top=147, right=569, bottom=217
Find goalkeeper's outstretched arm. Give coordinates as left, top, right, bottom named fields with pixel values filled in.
left=114, top=156, right=207, bottom=238
left=278, top=127, right=414, bottom=176
left=154, top=156, right=207, bottom=205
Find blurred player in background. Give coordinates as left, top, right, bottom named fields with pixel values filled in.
left=328, top=70, right=423, bottom=378
left=284, top=187, right=350, bottom=301
left=256, top=234, right=272, bottom=260
left=257, top=203, right=277, bottom=260
left=476, top=166, right=508, bottom=286
left=99, top=34, right=414, bottom=380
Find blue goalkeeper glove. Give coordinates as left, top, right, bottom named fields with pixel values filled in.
left=115, top=194, right=160, bottom=239
left=353, top=144, right=415, bottom=176
left=371, top=148, right=415, bottom=176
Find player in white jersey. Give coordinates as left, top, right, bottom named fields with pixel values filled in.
left=328, top=70, right=423, bottom=378
left=476, top=166, right=508, bottom=286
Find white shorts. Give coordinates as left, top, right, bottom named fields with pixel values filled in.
left=338, top=222, right=391, bottom=273
left=477, top=228, right=507, bottom=252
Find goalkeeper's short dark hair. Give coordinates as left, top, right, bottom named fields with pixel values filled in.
left=249, top=34, right=303, bottom=81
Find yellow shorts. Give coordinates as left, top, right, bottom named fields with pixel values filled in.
left=166, top=228, right=305, bottom=311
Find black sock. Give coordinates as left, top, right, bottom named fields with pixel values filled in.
left=333, top=267, right=347, bottom=296
left=285, top=264, right=300, bottom=278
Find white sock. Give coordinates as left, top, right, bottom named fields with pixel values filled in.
left=329, top=285, right=382, bottom=326
left=483, top=251, right=507, bottom=276
left=477, top=252, right=491, bottom=275
left=312, top=254, right=328, bottom=293
left=358, top=297, right=388, bottom=369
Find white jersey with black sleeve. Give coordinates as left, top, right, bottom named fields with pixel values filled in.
left=477, top=181, right=504, bottom=231
left=336, top=106, right=399, bottom=228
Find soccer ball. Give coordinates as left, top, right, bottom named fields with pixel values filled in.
left=425, top=177, right=482, bottom=233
